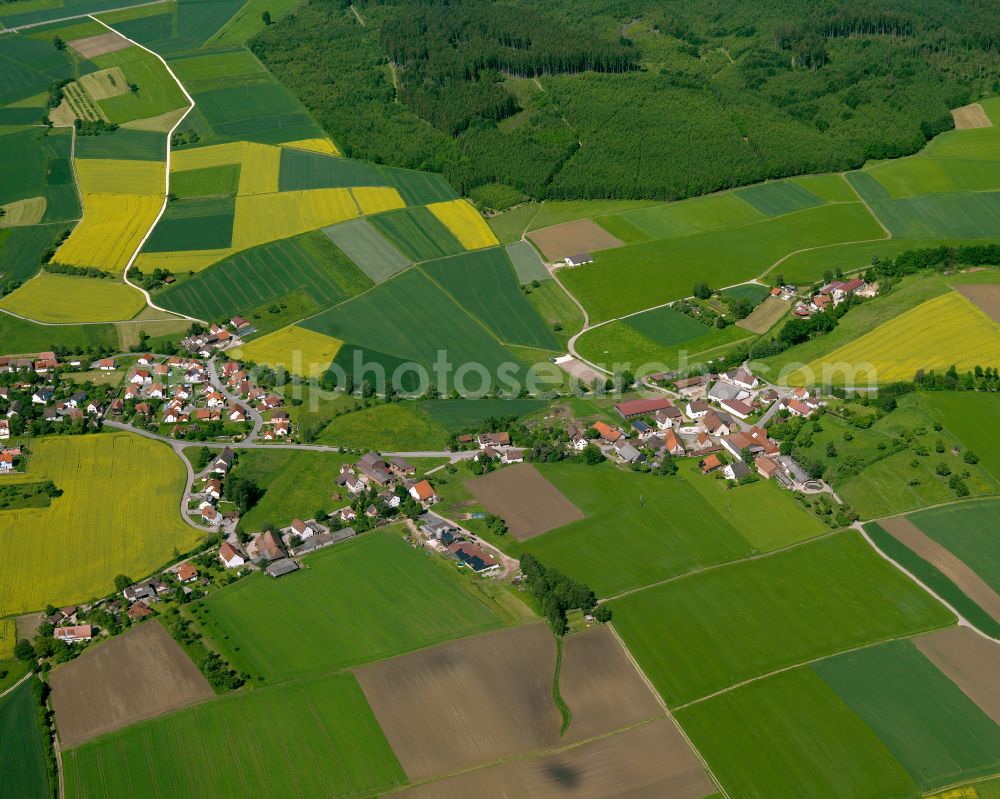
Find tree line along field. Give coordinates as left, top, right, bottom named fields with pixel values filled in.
left=0, top=433, right=201, bottom=617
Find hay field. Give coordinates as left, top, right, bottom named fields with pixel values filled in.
left=63, top=673, right=405, bottom=799
left=952, top=103, right=993, bottom=129
left=427, top=199, right=499, bottom=250
left=466, top=464, right=584, bottom=540
left=351, top=186, right=405, bottom=215
left=78, top=66, right=128, bottom=100
left=53, top=192, right=162, bottom=271
left=792, top=291, right=1000, bottom=384
left=0, top=433, right=200, bottom=617
left=917, top=626, right=1000, bottom=727
left=233, top=325, right=343, bottom=377
left=196, top=531, right=504, bottom=682
left=737, top=295, right=788, bottom=333
left=231, top=188, right=357, bottom=250
left=610, top=532, right=952, bottom=706
left=0, top=274, right=144, bottom=322
left=0, top=196, right=46, bottom=227
left=813, top=639, right=1000, bottom=791
left=75, top=158, right=164, bottom=196
left=51, top=622, right=213, bottom=747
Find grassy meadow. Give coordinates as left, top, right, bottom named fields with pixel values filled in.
left=0, top=274, right=144, bottom=323
left=0, top=678, right=50, bottom=799
left=317, top=402, right=450, bottom=451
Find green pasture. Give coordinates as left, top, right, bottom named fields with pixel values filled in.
left=609, top=532, right=953, bottom=706
left=487, top=203, right=539, bottom=243
left=596, top=192, right=764, bottom=243
left=171, top=164, right=240, bottom=198
left=369, top=206, right=465, bottom=262
left=317, top=402, right=450, bottom=451
left=791, top=173, right=857, bottom=203
left=90, top=47, right=187, bottom=124
left=0, top=128, right=45, bottom=206
left=0, top=678, right=49, bottom=799
left=562, top=203, right=884, bottom=322
left=143, top=196, right=235, bottom=251
left=721, top=283, right=770, bottom=304
left=870, top=193, right=1000, bottom=239
left=522, top=461, right=823, bottom=597
left=0, top=31, right=75, bottom=106
left=924, top=126, right=1000, bottom=160
left=864, top=522, right=1000, bottom=639
left=524, top=279, right=584, bottom=346
left=196, top=530, right=504, bottom=682
left=624, top=305, right=712, bottom=346
left=736, top=180, right=826, bottom=216
left=0, top=311, right=116, bottom=355
left=0, top=223, right=64, bottom=285
left=209, top=0, right=306, bottom=47
left=73, top=127, right=165, bottom=160
left=908, top=499, right=1000, bottom=595
left=157, top=232, right=370, bottom=322
left=63, top=673, right=405, bottom=799
left=505, top=240, right=549, bottom=283
left=677, top=668, right=918, bottom=799
left=189, top=81, right=321, bottom=144
left=322, top=218, right=412, bottom=283
left=232, top=448, right=353, bottom=530
left=40, top=127, right=78, bottom=221
left=421, top=248, right=558, bottom=350
left=377, top=164, right=458, bottom=206
left=525, top=199, right=660, bottom=231
left=168, top=49, right=270, bottom=94
left=918, top=392, right=1000, bottom=484
left=862, top=157, right=1000, bottom=199
left=813, top=639, right=1000, bottom=791
left=421, top=397, right=548, bottom=430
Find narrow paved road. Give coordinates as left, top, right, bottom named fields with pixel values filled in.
left=207, top=357, right=264, bottom=441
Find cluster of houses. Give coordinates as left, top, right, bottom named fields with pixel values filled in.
left=419, top=512, right=501, bottom=574
left=218, top=360, right=289, bottom=439
left=464, top=431, right=525, bottom=465
left=793, top=278, right=878, bottom=318
left=181, top=319, right=252, bottom=357
left=335, top=452, right=438, bottom=523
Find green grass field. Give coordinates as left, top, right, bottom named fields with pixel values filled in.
left=421, top=398, right=548, bottom=429
left=143, top=196, right=234, bottom=251
left=278, top=147, right=386, bottom=190
left=421, top=248, right=558, bottom=350
left=524, top=279, right=584, bottom=347
left=918, top=392, right=1000, bottom=484
left=487, top=203, right=539, bottom=243
left=609, top=532, right=953, bottom=706
left=0, top=678, right=49, bottom=799
left=317, top=402, right=450, bottom=451
left=677, top=667, right=918, bottom=799
left=157, top=232, right=370, bottom=321
left=735, top=180, right=826, bottom=216
left=63, top=673, right=405, bottom=799
left=813, top=639, right=1000, bottom=791
left=322, top=218, right=412, bottom=283
left=791, top=173, right=857, bottom=203
left=562, top=203, right=884, bottom=322
left=869, top=193, right=1000, bottom=239
left=196, top=530, right=505, bottom=682
left=170, top=163, right=241, bottom=198
left=90, top=46, right=187, bottom=124
left=73, top=127, right=165, bottom=160
left=522, top=462, right=825, bottom=597
left=0, top=223, right=64, bottom=286
left=0, top=128, right=45, bottom=207
left=505, top=240, right=549, bottom=282
left=376, top=164, right=458, bottom=206
left=596, top=192, right=765, bottom=243
left=0, top=310, right=116, bottom=355
left=907, top=499, right=1000, bottom=595
left=369, top=206, right=465, bottom=262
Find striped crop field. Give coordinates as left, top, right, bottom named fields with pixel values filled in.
left=0, top=274, right=144, bottom=322
left=75, top=158, right=164, bottom=195
left=792, top=291, right=1000, bottom=384
left=233, top=324, right=343, bottom=377
left=53, top=193, right=162, bottom=272
left=351, top=186, right=405, bottom=215
left=427, top=199, right=499, bottom=250
left=171, top=141, right=280, bottom=196
left=133, top=247, right=233, bottom=274
left=231, top=188, right=357, bottom=251
left=0, top=433, right=199, bottom=617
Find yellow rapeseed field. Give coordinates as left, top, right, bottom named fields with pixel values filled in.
left=231, top=188, right=357, bottom=251
left=0, top=433, right=201, bottom=617
left=793, top=292, right=1000, bottom=384
left=170, top=141, right=280, bottom=195
left=0, top=619, right=14, bottom=659
left=427, top=198, right=499, bottom=250
left=76, top=158, right=165, bottom=195
left=0, top=273, right=144, bottom=322
left=233, top=325, right=343, bottom=377
left=352, top=186, right=405, bottom=215
left=134, top=247, right=233, bottom=273
left=53, top=192, right=162, bottom=272
left=281, top=137, right=341, bottom=156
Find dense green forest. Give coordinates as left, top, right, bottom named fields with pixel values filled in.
left=252, top=0, right=1000, bottom=204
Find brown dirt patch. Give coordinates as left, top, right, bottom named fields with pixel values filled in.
left=50, top=621, right=213, bottom=747
left=555, top=356, right=604, bottom=387
left=559, top=625, right=663, bottom=743
left=951, top=103, right=993, bottom=130
left=396, top=719, right=716, bottom=799
left=467, top=463, right=584, bottom=541
left=737, top=296, right=788, bottom=334
left=956, top=284, right=1000, bottom=325
left=916, top=626, right=1000, bottom=725
left=528, top=219, right=624, bottom=261
left=355, top=623, right=562, bottom=781
left=879, top=516, right=1000, bottom=625
left=68, top=31, right=132, bottom=59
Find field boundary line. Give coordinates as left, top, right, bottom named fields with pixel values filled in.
left=0, top=0, right=169, bottom=33
left=0, top=669, right=31, bottom=699
left=87, top=15, right=204, bottom=323
left=606, top=622, right=732, bottom=799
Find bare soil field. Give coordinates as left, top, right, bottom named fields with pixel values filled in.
left=956, top=284, right=1000, bottom=324
left=528, top=219, right=624, bottom=261
left=396, top=719, right=716, bottom=799
left=952, top=103, right=993, bottom=129
left=880, top=516, right=1000, bottom=624
left=916, top=626, right=1000, bottom=726
left=559, top=625, right=663, bottom=743
left=467, top=463, right=584, bottom=540
left=556, top=357, right=604, bottom=387
left=356, top=623, right=562, bottom=781
left=737, top=296, right=788, bottom=334
left=50, top=621, right=213, bottom=747
left=68, top=31, right=131, bottom=59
